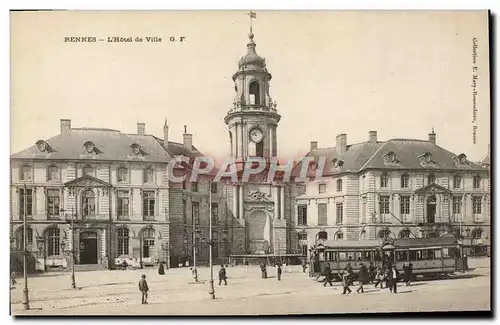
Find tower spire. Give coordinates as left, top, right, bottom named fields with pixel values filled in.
left=248, top=11, right=256, bottom=34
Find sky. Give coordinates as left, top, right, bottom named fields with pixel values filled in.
left=10, top=10, right=491, bottom=162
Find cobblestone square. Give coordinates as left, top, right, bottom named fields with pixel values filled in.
left=11, top=258, right=490, bottom=315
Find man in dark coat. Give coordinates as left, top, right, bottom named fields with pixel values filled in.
left=260, top=262, right=267, bottom=279
left=356, top=264, right=369, bottom=293
left=302, top=260, right=308, bottom=273
left=388, top=265, right=400, bottom=294
left=346, top=263, right=354, bottom=286
left=138, top=274, right=149, bottom=304
left=406, top=263, right=413, bottom=286
left=277, top=264, right=282, bottom=281
left=158, top=262, right=165, bottom=275
left=218, top=265, right=227, bottom=285
left=323, top=263, right=333, bottom=287
left=368, top=262, right=376, bottom=282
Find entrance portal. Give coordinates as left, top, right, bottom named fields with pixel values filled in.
left=79, top=231, right=98, bottom=264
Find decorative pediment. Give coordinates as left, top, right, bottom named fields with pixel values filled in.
left=452, top=153, right=469, bottom=167
left=415, top=182, right=451, bottom=195
left=417, top=152, right=436, bottom=167
left=35, top=140, right=56, bottom=153
left=383, top=151, right=400, bottom=166
left=64, top=175, right=112, bottom=188
left=82, top=141, right=102, bottom=155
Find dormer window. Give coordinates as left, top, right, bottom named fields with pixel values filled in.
left=84, top=141, right=95, bottom=153
left=36, top=140, right=53, bottom=153
left=309, top=161, right=317, bottom=172
left=459, top=154, right=467, bottom=164
left=386, top=151, right=396, bottom=162
left=332, top=158, right=344, bottom=169
left=131, top=143, right=142, bottom=156
left=418, top=152, right=435, bottom=166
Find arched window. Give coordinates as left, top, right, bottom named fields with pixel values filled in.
left=142, top=228, right=155, bottom=258
left=401, top=173, right=409, bottom=188
left=359, top=230, right=366, bottom=240
left=47, top=227, right=60, bottom=256
left=380, top=173, right=388, bottom=188
left=117, top=228, right=130, bottom=256
left=15, top=227, right=33, bottom=251
left=212, top=231, right=219, bottom=259
left=335, top=232, right=343, bottom=241
left=428, top=174, right=436, bottom=185
left=378, top=229, right=391, bottom=239
left=399, top=230, right=411, bottom=239
left=118, top=167, right=128, bottom=183
left=249, top=81, right=260, bottom=105
left=453, top=175, right=462, bottom=189
left=82, top=190, right=96, bottom=218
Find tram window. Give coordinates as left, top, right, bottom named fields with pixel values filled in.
left=339, top=252, right=346, bottom=260
left=362, top=251, right=372, bottom=261
left=442, top=247, right=455, bottom=258
left=354, top=252, right=362, bottom=261
left=435, top=249, right=442, bottom=259
left=347, top=251, right=355, bottom=261
left=396, top=251, right=408, bottom=262
left=423, top=249, right=435, bottom=260
left=409, top=251, right=417, bottom=260
left=374, top=251, right=382, bottom=261
left=326, top=252, right=338, bottom=261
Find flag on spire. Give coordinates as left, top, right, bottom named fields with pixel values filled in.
left=248, top=11, right=256, bottom=19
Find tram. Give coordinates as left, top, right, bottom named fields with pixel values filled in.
left=309, top=234, right=460, bottom=281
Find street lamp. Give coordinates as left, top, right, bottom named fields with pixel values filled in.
left=208, top=181, right=215, bottom=299
left=22, top=184, right=30, bottom=310
left=60, top=239, right=76, bottom=289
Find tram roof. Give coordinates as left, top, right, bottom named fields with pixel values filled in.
left=319, top=239, right=384, bottom=249
left=392, top=235, right=458, bottom=248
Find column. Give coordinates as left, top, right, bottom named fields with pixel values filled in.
left=233, top=186, right=238, bottom=219
left=394, top=194, right=400, bottom=222
left=280, top=186, right=285, bottom=220
left=239, top=186, right=244, bottom=219
left=437, top=194, right=441, bottom=223
left=274, top=186, right=279, bottom=219
left=235, top=124, right=239, bottom=159
left=410, top=194, right=415, bottom=224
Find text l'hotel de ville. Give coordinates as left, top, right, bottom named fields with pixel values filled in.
left=64, top=36, right=186, bottom=43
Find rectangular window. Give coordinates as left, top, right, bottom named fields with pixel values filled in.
left=396, top=250, right=408, bottom=262
left=473, top=197, right=482, bottom=214
left=211, top=203, right=218, bottom=224
left=192, top=202, right=200, bottom=225
left=142, top=191, right=155, bottom=218
left=117, top=230, right=129, bottom=256
left=191, top=182, right=198, bottom=192
left=47, top=166, right=59, bottom=181
left=317, top=203, right=327, bottom=226
left=117, top=191, right=130, bottom=218
left=318, top=184, right=326, bottom=194
left=182, top=199, right=187, bottom=224
left=143, top=239, right=155, bottom=258
left=453, top=176, right=461, bottom=189
left=46, top=189, right=60, bottom=217
left=211, top=182, right=218, bottom=194
left=401, top=174, right=409, bottom=188
left=19, top=188, right=33, bottom=217
left=297, top=184, right=306, bottom=196
left=20, top=166, right=32, bottom=181
left=400, top=196, right=410, bottom=215
left=336, top=203, right=343, bottom=225
left=453, top=197, right=462, bottom=215
left=473, top=176, right=481, bottom=189
left=143, top=169, right=154, bottom=184
left=298, top=205, right=308, bottom=226
left=117, top=168, right=128, bottom=183
left=380, top=196, right=390, bottom=214
left=298, top=233, right=307, bottom=241
left=336, top=179, right=342, bottom=192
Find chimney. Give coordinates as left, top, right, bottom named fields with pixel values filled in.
left=60, top=119, right=71, bottom=135
left=368, top=131, right=377, bottom=144
left=336, top=134, right=347, bottom=156
left=183, top=125, right=193, bottom=150
left=310, top=141, right=318, bottom=151
left=163, top=118, right=169, bottom=145
left=428, top=128, right=436, bottom=145
left=137, top=122, right=145, bottom=136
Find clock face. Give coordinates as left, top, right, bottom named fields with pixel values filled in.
left=249, top=128, right=264, bottom=143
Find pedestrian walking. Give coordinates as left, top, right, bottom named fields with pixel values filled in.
left=10, top=271, right=17, bottom=285
left=244, top=259, right=249, bottom=273
left=323, top=263, right=334, bottom=287
left=218, top=265, right=227, bottom=285
left=260, top=262, right=267, bottom=279
left=403, top=264, right=410, bottom=286
left=406, top=263, right=413, bottom=286
left=302, top=260, right=308, bottom=273
left=384, top=267, right=391, bottom=289
left=388, top=265, right=399, bottom=294
left=277, top=264, right=282, bottom=281
left=346, top=263, right=354, bottom=286
left=374, top=267, right=385, bottom=289
left=368, top=262, right=376, bottom=282
left=341, top=268, right=352, bottom=294
left=158, top=262, right=165, bottom=275
left=138, top=274, right=149, bottom=304
left=357, top=264, right=369, bottom=293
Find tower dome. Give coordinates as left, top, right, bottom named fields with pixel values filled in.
left=238, top=32, right=267, bottom=70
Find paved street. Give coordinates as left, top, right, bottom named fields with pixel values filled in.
left=11, top=258, right=490, bottom=315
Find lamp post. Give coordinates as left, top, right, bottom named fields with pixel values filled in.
left=222, top=228, right=228, bottom=265
left=22, top=184, right=30, bottom=310
left=61, top=208, right=76, bottom=289
left=207, top=181, right=215, bottom=299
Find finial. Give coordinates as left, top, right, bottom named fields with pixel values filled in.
left=432, top=127, right=435, bottom=134
left=164, top=118, right=168, bottom=126
left=184, top=125, right=187, bottom=133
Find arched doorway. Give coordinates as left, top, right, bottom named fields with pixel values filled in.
left=427, top=195, right=436, bottom=224
left=79, top=231, right=98, bottom=264
left=248, top=210, right=267, bottom=253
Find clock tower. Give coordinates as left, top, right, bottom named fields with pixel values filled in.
left=224, top=25, right=289, bottom=257
left=224, top=30, right=281, bottom=162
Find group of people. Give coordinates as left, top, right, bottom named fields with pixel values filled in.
left=321, top=260, right=413, bottom=295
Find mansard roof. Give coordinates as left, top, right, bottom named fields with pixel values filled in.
left=291, top=137, right=487, bottom=177
left=10, top=128, right=205, bottom=163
